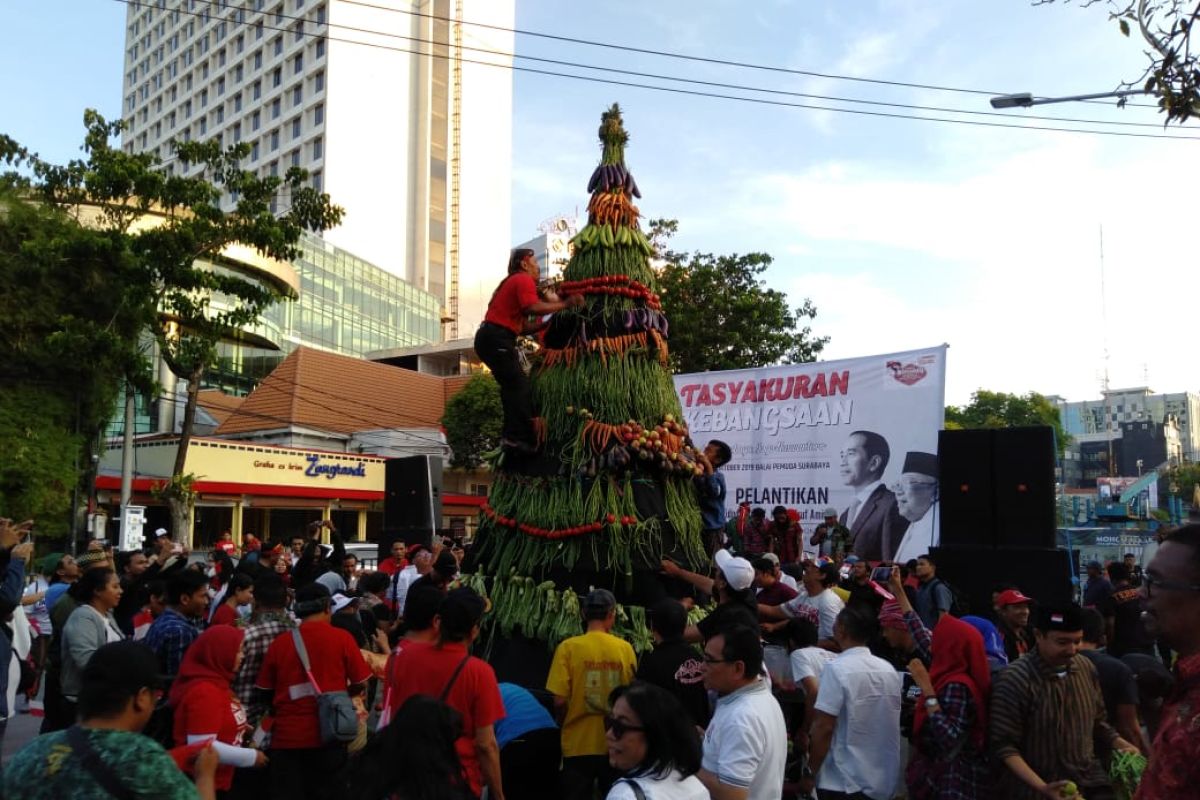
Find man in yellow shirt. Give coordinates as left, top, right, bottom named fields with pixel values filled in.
left=547, top=588, right=637, bottom=800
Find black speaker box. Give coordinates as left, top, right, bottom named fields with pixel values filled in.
left=383, top=455, right=443, bottom=539
left=938, top=426, right=1056, bottom=550
left=938, top=429, right=996, bottom=548
left=931, top=545, right=1074, bottom=613
left=993, top=427, right=1057, bottom=547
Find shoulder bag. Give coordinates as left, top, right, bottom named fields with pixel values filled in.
left=617, top=778, right=647, bottom=800
left=440, top=652, right=472, bottom=702
left=291, top=628, right=358, bottom=744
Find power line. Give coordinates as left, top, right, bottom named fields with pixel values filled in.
left=348, top=0, right=1163, bottom=110
left=115, top=0, right=1200, bottom=141
left=187, top=373, right=452, bottom=448
left=105, top=378, right=448, bottom=448
left=168, top=0, right=1170, bottom=130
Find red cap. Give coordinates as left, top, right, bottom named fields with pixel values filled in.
left=406, top=543, right=430, bottom=559
left=996, top=589, right=1033, bottom=607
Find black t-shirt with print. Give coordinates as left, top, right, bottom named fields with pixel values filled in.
left=1108, top=584, right=1153, bottom=657
left=635, top=639, right=709, bottom=726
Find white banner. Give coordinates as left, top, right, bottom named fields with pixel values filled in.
left=673, top=345, right=947, bottom=563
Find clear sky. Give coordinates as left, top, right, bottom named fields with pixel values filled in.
left=3, top=0, right=1196, bottom=405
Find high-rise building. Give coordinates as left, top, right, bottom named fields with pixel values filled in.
left=109, top=229, right=442, bottom=437
left=1052, top=387, right=1200, bottom=463
left=120, top=0, right=514, bottom=337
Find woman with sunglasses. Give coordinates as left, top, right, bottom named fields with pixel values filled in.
left=604, top=682, right=707, bottom=800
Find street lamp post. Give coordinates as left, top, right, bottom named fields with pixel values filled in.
left=990, top=89, right=1152, bottom=109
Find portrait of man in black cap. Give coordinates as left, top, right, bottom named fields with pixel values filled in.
left=891, top=451, right=939, bottom=563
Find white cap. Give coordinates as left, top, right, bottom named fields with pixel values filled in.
left=154, top=528, right=168, bottom=537
left=714, top=549, right=755, bottom=591
left=331, top=592, right=358, bottom=614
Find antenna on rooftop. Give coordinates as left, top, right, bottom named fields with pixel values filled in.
left=1099, top=224, right=1114, bottom=476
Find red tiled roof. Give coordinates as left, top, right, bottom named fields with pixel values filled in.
left=215, top=347, right=449, bottom=436
left=196, top=390, right=244, bottom=425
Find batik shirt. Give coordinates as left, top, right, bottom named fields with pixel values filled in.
left=3, top=728, right=200, bottom=799
left=1136, top=653, right=1200, bottom=799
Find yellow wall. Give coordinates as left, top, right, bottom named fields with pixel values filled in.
left=102, top=438, right=386, bottom=493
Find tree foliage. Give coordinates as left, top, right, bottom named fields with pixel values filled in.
left=1165, top=462, right=1200, bottom=504
left=0, top=110, right=343, bottom=537
left=442, top=374, right=503, bottom=470
left=650, top=219, right=829, bottom=374
left=945, top=389, right=1071, bottom=454
left=0, top=183, right=156, bottom=536
left=1038, top=0, right=1200, bottom=124
left=0, top=389, right=80, bottom=538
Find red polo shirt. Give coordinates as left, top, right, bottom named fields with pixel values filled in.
left=483, top=273, right=538, bottom=334
left=255, top=620, right=371, bottom=749
left=384, top=642, right=504, bottom=795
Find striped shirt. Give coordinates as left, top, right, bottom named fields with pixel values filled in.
left=989, top=650, right=1118, bottom=800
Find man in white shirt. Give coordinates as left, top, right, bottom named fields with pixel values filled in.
left=808, top=606, right=902, bottom=800
left=389, top=544, right=431, bottom=617
left=759, top=561, right=845, bottom=649
left=837, top=430, right=908, bottom=562
left=699, top=625, right=787, bottom=800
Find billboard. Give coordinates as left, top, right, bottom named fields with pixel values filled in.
left=673, top=345, right=947, bottom=563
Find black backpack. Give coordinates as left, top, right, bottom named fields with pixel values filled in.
left=932, top=577, right=970, bottom=618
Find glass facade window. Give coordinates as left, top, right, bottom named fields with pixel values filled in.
left=287, top=232, right=440, bottom=359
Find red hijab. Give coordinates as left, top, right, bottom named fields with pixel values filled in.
left=913, top=614, right=992, bottom=750
left=168, top=625, right=245, bottom=708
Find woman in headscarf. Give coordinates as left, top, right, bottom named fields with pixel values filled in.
left=170, top=625, right=267, bottom=797
left=905, top=614, right=993, bottom=800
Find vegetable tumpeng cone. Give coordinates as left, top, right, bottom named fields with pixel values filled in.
left=467, top=104, right=709, bottom=654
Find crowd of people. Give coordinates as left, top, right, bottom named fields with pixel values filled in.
left=0, top=498, right=1194, bottom=800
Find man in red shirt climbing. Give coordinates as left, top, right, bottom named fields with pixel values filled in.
left=474, top=248, right=582, bottom=453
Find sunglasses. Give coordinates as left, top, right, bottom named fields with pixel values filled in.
left=603, top=715, right=645, bottom=739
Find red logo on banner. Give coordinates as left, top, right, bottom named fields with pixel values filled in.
left=886, top=361, right=927, bottom=386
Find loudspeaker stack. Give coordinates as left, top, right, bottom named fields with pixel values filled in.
left=934, top=426, right=1073, bottom=610
left=382, top=455, right=443, bottom=553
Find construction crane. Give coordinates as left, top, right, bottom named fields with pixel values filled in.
left=447, top=0, right=463, bottom=340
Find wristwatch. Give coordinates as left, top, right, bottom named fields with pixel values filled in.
left=924, top=697, right=940, bottom=709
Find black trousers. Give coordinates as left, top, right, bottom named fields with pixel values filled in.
left=40, top=667, right=72, bottom=733
left=474, top=322, right=534, bottom=445
left=268, top=745, right=347, bottom=800
left=560, top=754, right=616, bottom=800
left=500, top=727, right=562, bottom=800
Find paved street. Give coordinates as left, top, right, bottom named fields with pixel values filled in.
left=2, top=712, right=40, bottom=767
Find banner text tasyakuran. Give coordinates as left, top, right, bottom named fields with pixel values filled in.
left=678, top=369, right=853, bottom=436
left=672, top=347, right=946, bottom=559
